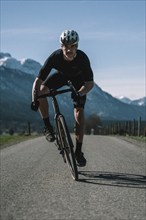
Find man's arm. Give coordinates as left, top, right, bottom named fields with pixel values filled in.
left=78, top=81, right=94, bottom=96
left=32, top=77, right=43, bottom=101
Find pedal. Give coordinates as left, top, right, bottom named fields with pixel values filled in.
left=60, top=150, right=63, bottom=154
left=59, top=150, right=66, bottom=163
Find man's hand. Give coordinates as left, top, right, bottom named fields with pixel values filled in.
left=71, top=91, right=81, bottom=102
left=31, top=100, right=39, bottom=111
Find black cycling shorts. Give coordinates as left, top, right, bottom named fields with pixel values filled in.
left=42, top=71, right=86, bottom=109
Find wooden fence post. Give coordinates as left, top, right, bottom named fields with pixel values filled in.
left=28, top=122, right=31, bottom=136
left=138, top=116, right=141, bottom=137
left=132, top=119, right=136, bottom=136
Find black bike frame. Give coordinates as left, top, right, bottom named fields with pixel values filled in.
left=51, top=94, right=66, bottom=149
left=37, top=84, right=78, bottom=180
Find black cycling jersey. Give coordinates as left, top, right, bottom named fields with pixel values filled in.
left=38, top=49, right=94, bottom=82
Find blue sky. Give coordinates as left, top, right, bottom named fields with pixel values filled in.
left=1, top=0, right=145, bottom=99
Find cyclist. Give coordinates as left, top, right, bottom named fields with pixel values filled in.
left=31, top=30, right=94, bottom=166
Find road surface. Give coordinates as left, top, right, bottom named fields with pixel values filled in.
left=1, top=135, right=146, bottom=220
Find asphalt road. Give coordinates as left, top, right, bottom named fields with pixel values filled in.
left=1, top=135, right=146, bottom=220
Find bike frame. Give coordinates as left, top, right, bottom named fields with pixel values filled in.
left=37, top=83, right=78, bottom=180
left=51, top=93, right=68, bottom=152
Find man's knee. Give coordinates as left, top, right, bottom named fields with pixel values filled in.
left=40, top=84, right=48, bottom=93
left=74, top=107, right=84, bottom=115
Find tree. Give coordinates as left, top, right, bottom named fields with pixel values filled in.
left=9, top=128, right=14, bottom=135
left=85, top=114, right=102, bottom=135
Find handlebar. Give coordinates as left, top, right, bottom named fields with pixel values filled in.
left=37, top=81, right=77, bottom=99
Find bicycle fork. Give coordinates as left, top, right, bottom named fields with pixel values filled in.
left=54, top=114, right=66, bottom=162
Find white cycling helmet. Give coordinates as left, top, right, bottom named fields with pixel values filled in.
left=60, top=30, right=79, bottom=45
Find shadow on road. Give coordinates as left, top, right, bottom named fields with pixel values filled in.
left=78, top=171, right=146, bottom=189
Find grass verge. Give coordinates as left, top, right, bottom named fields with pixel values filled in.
left=118, top=135, right=146, bottom=148
left=0, top=134, right=39, bottom=150
left=128, top=136, right=146, bottom=143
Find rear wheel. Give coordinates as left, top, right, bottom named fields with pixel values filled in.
left=57, top=115, right=78, bottom=181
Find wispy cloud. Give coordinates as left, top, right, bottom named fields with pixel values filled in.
left=96, top=77, right=145, bottom=99
left=1, top=27, right=48, bottom=36
left=81, top=30, right=145, bottom=41
left=1, top=27, right=58, bottom=42
left=94, top=65, right=145, bottom=99
left=2, top=27, right=145, bottom=42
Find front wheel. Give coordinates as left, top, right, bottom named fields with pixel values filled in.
left=57, top=115, right=78, bottom=181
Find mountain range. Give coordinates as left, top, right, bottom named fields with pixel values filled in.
left=0, top=52, right=145, bottom=132
left=118, top=96, right=146, bottom=106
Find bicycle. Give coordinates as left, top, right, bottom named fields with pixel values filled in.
left=36, top=81, right=78, bottom=181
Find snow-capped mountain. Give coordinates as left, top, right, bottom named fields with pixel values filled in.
left=131, top=97, right=146, bottom=106
left=0, top=52, right=42, bottom=76
left=0, top=52, right=145, bottom=131
left=118, top=96, right=132, bottom=104
left=118, top=96, right=146, bottom=106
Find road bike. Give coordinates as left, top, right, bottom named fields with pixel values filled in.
left=36, top=81, right=78, bottom=181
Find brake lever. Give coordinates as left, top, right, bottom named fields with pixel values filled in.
left=34, top=90, right=39, bottom=102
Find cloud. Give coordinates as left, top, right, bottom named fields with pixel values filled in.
left=96, top=77, right=145, bottom=99
left=1, top=27, right=49, bottom=36
left=80, top=30, right=145, bottom=42
left=94, top=65, right=145, bottom=99
left=2, top=26, right=144, bottom=42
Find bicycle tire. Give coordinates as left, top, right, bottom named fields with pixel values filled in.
left=57, top=115, right=78, bottom=181
left=55, top=126, right=66, bottom=163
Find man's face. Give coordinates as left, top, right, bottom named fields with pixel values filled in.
left=61, top=43, right=77, bottom=61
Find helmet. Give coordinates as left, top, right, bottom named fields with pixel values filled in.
left=60, top=30, right=79, bottom=45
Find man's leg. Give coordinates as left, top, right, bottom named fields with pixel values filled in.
left=38, top=72, right=67, bottom=142
left=74, top=107, right=84, bottom=143
left=39, top=85, right=49, bottom=119
left=39, top=84, right=55, bottom=142
left=74, top=107, right=86, bottom=166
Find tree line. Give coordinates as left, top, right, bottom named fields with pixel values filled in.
left=1, top=115, right=145, bottom=137
left=85, top=115, right=146, bottom=137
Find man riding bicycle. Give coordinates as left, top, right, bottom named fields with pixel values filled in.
left=31, top=30, right=94, bottom=166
